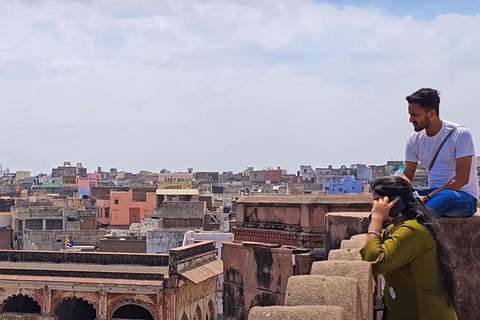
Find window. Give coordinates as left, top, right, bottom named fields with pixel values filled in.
left=114, top=199, right=119, bottom=205
left=133, top=214, right=138, bottom=221
left=304, top=169, right=307, bottom=173
left=254, top=174, right=257, bottom=178
left=105, top=208, right=110, bottom=218
left=339, top=188, right=343, bottom=192
left=324, top=187, right=330, bottom=191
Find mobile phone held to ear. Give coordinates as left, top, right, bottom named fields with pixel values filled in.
left=389, top=195, right=406, bottom=217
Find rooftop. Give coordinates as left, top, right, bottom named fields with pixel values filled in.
left=237, top=194, right=373, bottom=205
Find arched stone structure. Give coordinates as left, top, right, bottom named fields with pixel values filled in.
left=206, top=299, right=215, bottom=320
left=54, top=297, right=96, bottom=320
left=193, top=305, right=202, bottom=320
left=108, top=296, right=157, bottom=320
left=1, top=294, right=41, bottom=314
left=50, top=290, right=99, bottom=318
left=111, top=303, right=154, bottom=320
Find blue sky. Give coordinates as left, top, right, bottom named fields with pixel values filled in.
left=322, top=0, right=480, bottom=20
left=1, top=0, right=480, bottom=174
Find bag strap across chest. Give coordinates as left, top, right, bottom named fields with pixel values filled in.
left=428, top=126, right=464, bottom=171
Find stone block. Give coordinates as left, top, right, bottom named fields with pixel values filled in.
left=340, top=235, right=368, bottom=250
left=248, top=305, right=347, bottom=320
left=311, top=260, right=373, bottom=320
left=285, top=275, right=363, bottom=320
left=350, top=233, right=367, bottom=243
left=328, top=248, right=362, bottom=261
left=324, top=212, right=370, bottom=258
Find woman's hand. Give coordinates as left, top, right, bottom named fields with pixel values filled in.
left=371, top=196, right=400, bottom=223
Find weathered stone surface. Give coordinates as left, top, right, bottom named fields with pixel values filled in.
left=340, top=236, right=366, bottom=250
left=324, top=212, right=370, bottom=257
left=222, top=241, right=293, bottom=320
left=328, top=248, right=362, bottom=261
left=248, top=305, right=347, bottom=320
left=285, top=275, right=363, bottom=320
left=350, top=233, right=367, bottom=244
left=438, top=214, right=480, bottom=320
left=311, top=260, right=373, bottom=320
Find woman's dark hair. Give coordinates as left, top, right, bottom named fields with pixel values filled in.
left=370, top=176, right=456, bottom=308
left=406, top=88, right=441, bottom=117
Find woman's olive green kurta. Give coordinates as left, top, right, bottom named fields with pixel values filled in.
left=361, top=219, right=457, bottom=320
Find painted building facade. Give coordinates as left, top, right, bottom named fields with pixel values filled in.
left=322, top=175, right=363, bottom=194
left=97, top=190, right=156, bottom=227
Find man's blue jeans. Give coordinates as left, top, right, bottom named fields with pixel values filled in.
left=416, top=188, right=478, bottom=218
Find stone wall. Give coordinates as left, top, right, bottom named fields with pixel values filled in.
left=23, top=229, right=107, bottom=251
left=222, top=241, right=318, bottom=320
left=98, top=238, right=146, bottom=253
left=0, top=229, right=12, bottom=250
left=162, top=201, right=206, bottom=219
left=247, top=235, right=372, bottom=320
left=0, top=249, right=169, bottom=266
left=234, top=195, right=371, bottom=246
left=146, top=229, right=185, bottom=254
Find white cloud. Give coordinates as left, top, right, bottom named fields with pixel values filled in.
left=1, top=0, right=480, bottom=173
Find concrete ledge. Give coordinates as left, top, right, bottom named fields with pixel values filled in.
left=248, top=305, right=347, bottom=320
left=324, top=212, right=370, bottom=257
left=285, top=275, right=363, bottom=320
left=328, top=248, right=362, bottom=261
left=311, top=260, right=373, bottom=320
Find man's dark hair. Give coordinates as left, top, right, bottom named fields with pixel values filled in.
left=406, top=88, right=441, bottom=117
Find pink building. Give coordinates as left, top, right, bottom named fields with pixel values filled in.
left=78, top=174, right=100, bottom=197
left=97, top=190, right=156, bottom=227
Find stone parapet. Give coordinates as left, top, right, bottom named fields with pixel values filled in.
left=328, top=248, right=362, bottom=261
left=248, top=305, right=347, bottom=320
left=285, top=275, right=363, bottom=320
left=233, top=227, right=324, bottom=248
left=324, top=212, right=370, bottom=257
left=311, top=260, right=373, bottom=320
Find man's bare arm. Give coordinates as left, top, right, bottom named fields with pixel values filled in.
left=428, top=156, right=472, bottom=197
left=402, top=161, right=418, bottom=184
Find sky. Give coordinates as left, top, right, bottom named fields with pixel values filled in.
left=2, top=0, right=480, bottom=175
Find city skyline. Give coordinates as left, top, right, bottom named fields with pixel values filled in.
left=2, top=1, right=480, bottom=174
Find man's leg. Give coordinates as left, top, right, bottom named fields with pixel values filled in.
left=426, top=190, right=477, bottom=218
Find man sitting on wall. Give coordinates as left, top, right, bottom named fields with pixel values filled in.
left=402, top=88, right=478, bottom=218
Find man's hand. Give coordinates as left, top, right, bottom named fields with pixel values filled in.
left=371, top=196, right=400, bottom=223
left=418, top=195, right=429, bottom=204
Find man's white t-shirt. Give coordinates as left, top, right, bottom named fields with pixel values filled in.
left=405, top=120, right=479, bottom=199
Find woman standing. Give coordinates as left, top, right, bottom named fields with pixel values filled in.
left=361, top=177, right=457, bottom=320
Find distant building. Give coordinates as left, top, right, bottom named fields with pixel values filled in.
left=97, top=189, right=156, bottom=227
left=158, top=170, right=194, bottom=189
left=300, top=165, right=316, bottom=183
left=356, top=164, right=373, bottom=181
left=15, top=171, right=31, bottom=181
left=77, top=173, right=100, bottom=197
left=322, top=175, right=362, bottom=194
left=249, top=167, right=282, bottom=183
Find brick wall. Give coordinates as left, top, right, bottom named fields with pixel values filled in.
left=80, top=216, right=97, bottom=230
left=0, top=229, right=12, bottom=249
left=98, top=239, right=146, bottom=253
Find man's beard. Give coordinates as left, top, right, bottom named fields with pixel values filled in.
left=413, top=118, right=430, bottom=132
